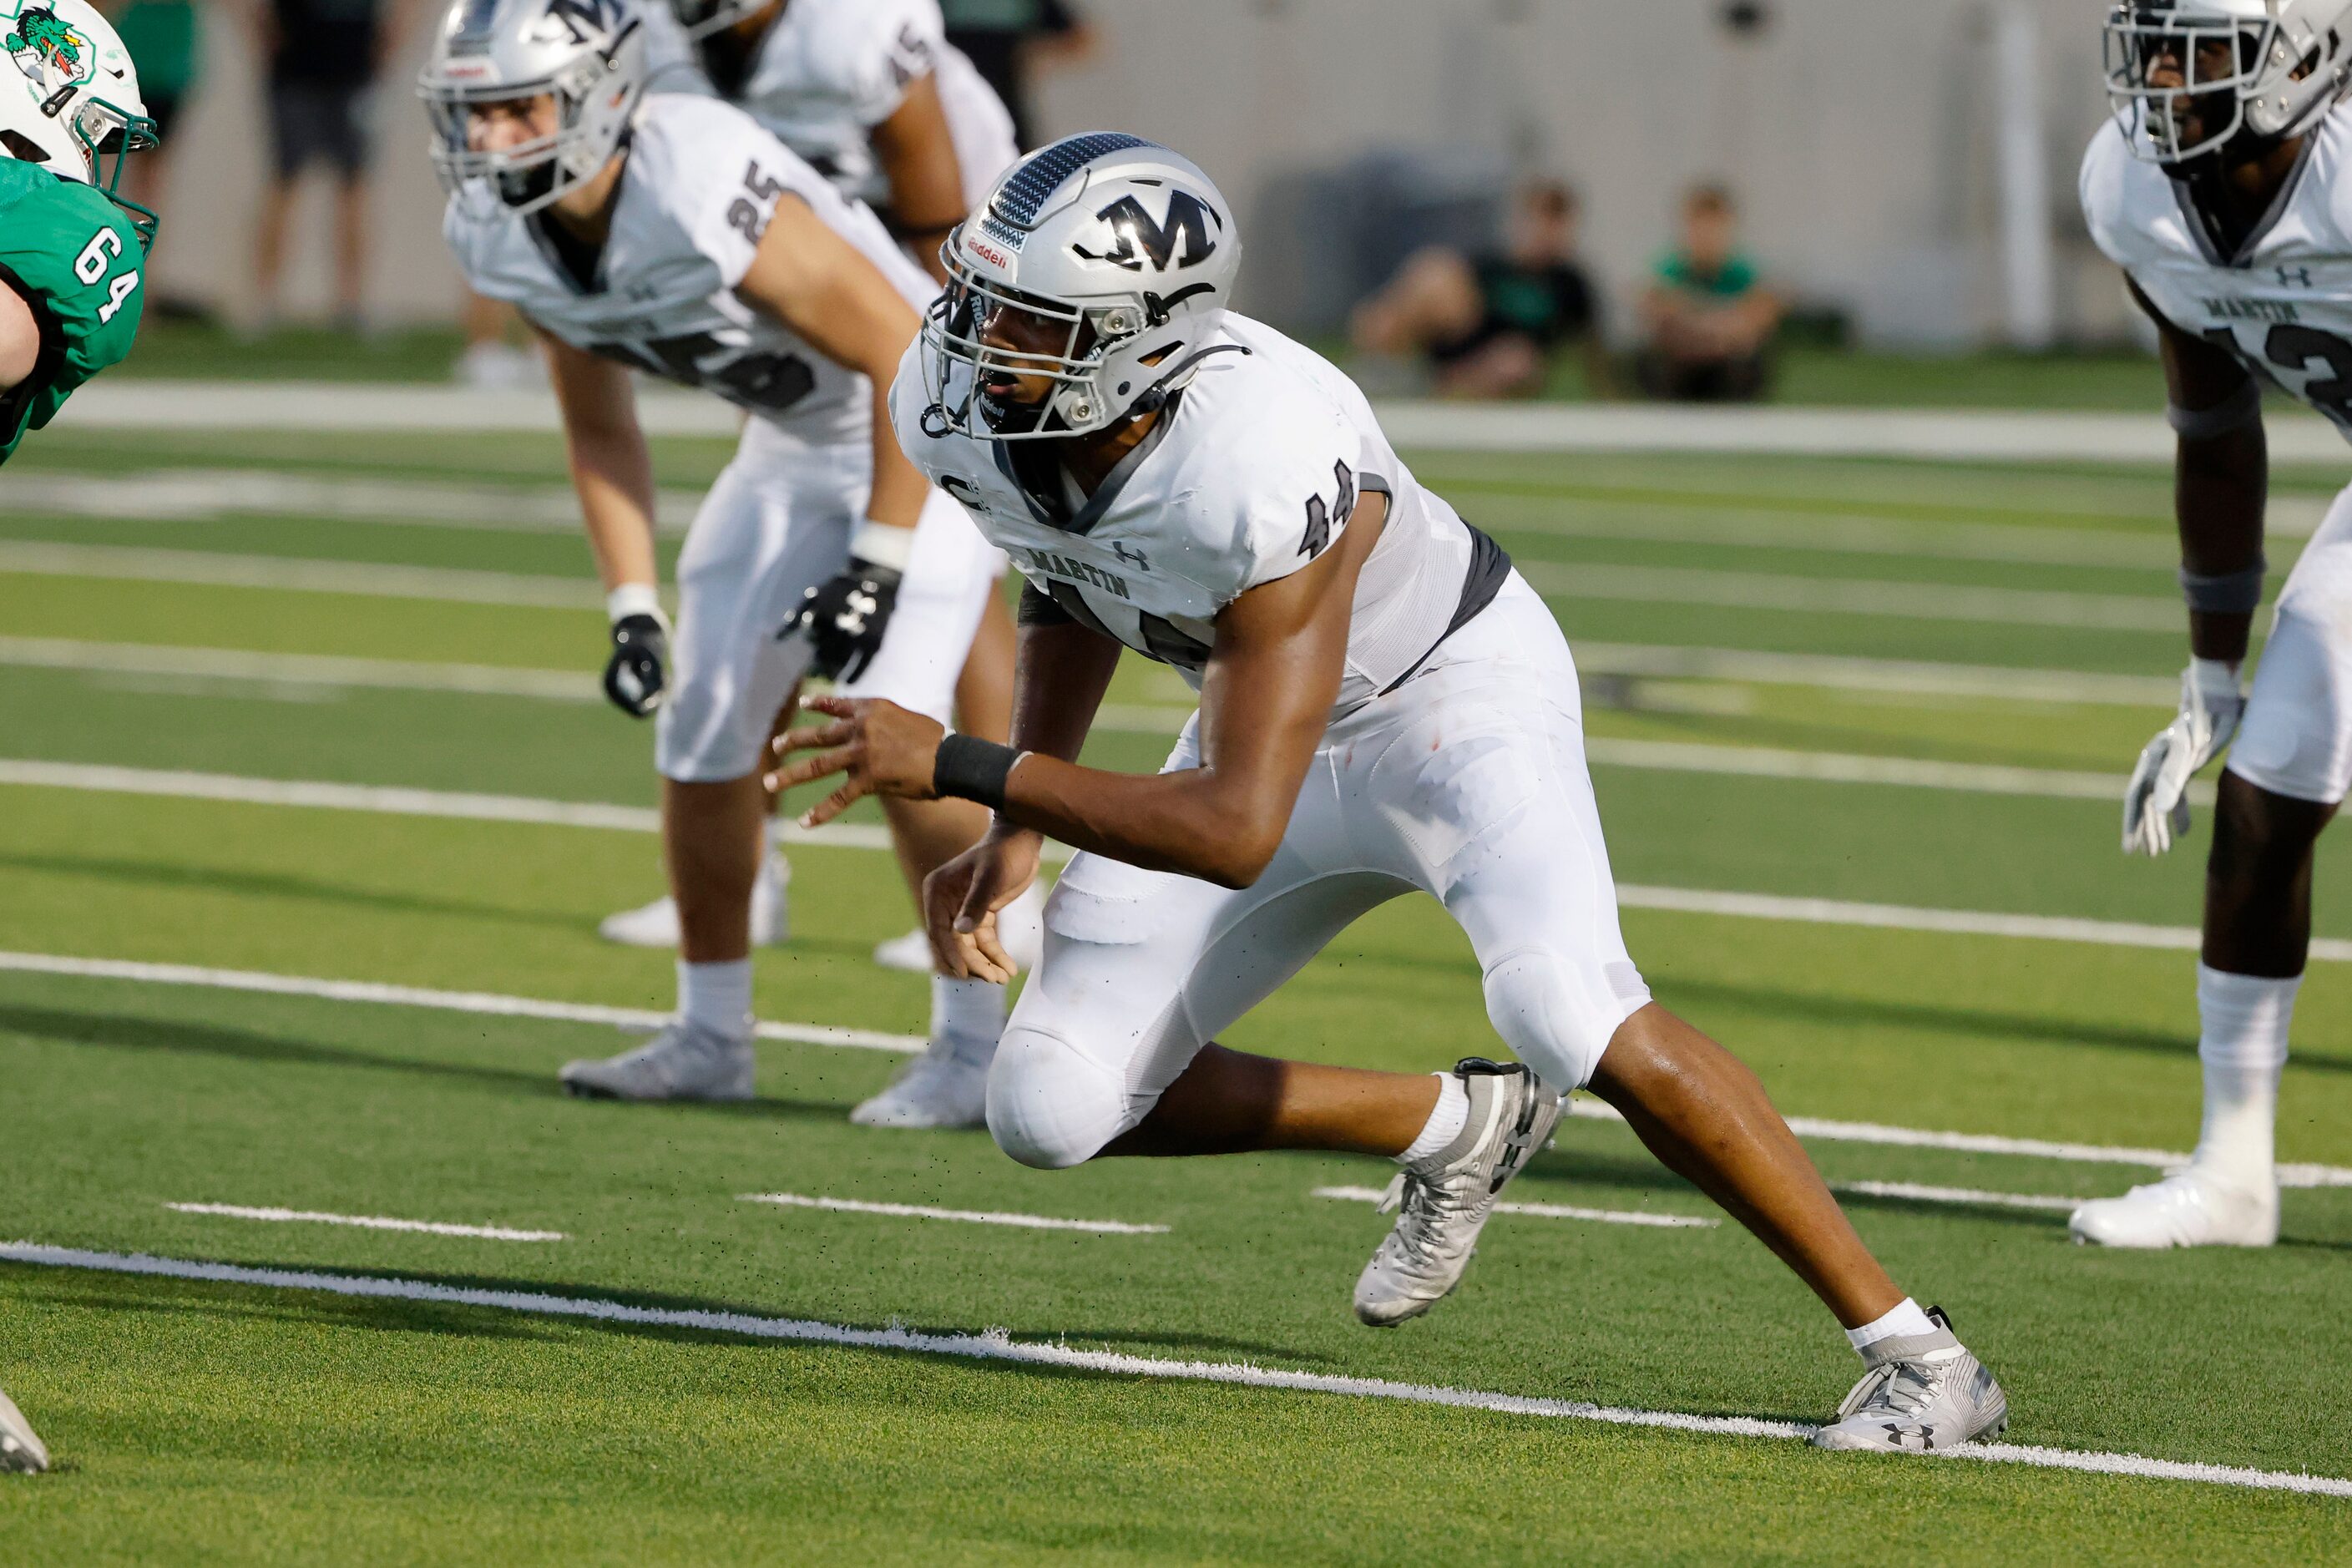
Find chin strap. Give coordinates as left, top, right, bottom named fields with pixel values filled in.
left=1127, top=342, right=1252, bottom=418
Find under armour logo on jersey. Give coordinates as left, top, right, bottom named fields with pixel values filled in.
left=2279, top=266, right=2316, bottom=289
left=1072, top=192, right=1220, bottom=273
left=1110, top=541, right=1151, bottom=572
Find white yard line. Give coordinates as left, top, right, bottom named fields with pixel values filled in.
left=1574, top=644, right=2182, bottom=708
left=1312, top=1186, right=1717, bottom=1229
left=0, top=469, right=701, bottom=534
left=1829, top=1182, right=2081, bottom=1214
left=1561, top=1099, right=2352, bottom=1191
left=0, top=634, right=2194, bottom=713
left=0, top=541, right=599, bottom=609
left=740, top=1192, right=1166, bottom=1235
left=0, top=951, right=923, bottom=1055
left=53, top=382, right=2352, bottom=466
left=164, top=1202, right=565, bottom=1241
left=1518, top=559, right=2189, bottom=633
left=6, top=1242, right=2344, bottom=1496
left=3, top=949, right=2347, bottom=1189
left=1582, top=737, right=2208, bottom=806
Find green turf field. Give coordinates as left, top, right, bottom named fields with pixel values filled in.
left=3, top=426, right=2351, bottom=1562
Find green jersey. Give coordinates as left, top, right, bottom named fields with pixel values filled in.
left=0, top=158, right=145, bottom=464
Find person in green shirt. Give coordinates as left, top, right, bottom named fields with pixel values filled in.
left=0, top=0, right=159, bottom=470
left=1635, top=183, right=1782, bottom=402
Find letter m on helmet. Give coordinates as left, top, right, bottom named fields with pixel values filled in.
left=1075, top=190, right=1217, bottom=272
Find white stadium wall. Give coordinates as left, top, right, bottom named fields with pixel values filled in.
left=149, top=0, right=2137, bottom=349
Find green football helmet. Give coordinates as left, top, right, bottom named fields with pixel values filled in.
left=1, top=0, right=159, bottom=247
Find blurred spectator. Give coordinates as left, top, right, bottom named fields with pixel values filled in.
left=1349, top=179, right=1601, bottom=400
left=244, top=0, right=424, bottom=333
left=99, top=0, right=206, bottom=319
left=939, top=0, right=1095, bottom=151
left=1633, top=184, right=1782, bottom=402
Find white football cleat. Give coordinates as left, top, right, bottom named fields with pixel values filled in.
left=849, top=1043, right=990, bottom=1130
left=873, top=883, right=1047, bottom=976
left=559, top=1020, right=755, bottom=1101
left=2068, top=1168, right=2279, bottom=1248
left=600, top=856, right=790, bottom=949
left=0, top=1386, right=48, bottom=1474
left=1813, top=1308, right=2008, bottom=1453
left=1353, top=1059, right=1565, bottom=1327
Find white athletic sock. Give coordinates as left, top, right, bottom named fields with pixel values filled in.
left=1845, top=1297, right=1936, bottom=1355
left=677, top=957, right=753, bottom=1040
left=2191, top=964, right=2298, bottom=1191
left=933, top=975, right=1005, bottom=1067
left=1399, top=1073, right=1470, bottom=1166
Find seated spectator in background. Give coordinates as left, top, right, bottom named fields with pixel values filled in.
left=1350, top=179, right=1601, bottom=399
left=1634, top=185, right=1781, bottom=402
left=940, top=0, right=1096, bottom=151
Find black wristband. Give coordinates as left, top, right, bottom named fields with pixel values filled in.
left=2182, top=559, right=2267, bottom=614
left=934, top=734, right=1025, bottom=811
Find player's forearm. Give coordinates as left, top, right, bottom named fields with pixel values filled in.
left=566, top=430, right=660, bottom=594
left=863, top=398, right=929, bottom=534
left=1005, top=617, right=1121, bottom=765
left=2177, top=423, right=2268, bottom=665
left=998, top=755, right=1285, bottom=888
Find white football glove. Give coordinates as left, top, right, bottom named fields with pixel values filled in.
left=2122, top=657, right=2245, bottom=857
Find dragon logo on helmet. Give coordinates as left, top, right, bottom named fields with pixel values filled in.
left=4, top=6, right=94, bottom=110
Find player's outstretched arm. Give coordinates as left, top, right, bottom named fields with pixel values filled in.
left=772, top=494, right=1389, bottom=890
left=539, top=325, right=669, bottom=716
left=2122, top=281, right=2268, bottom=853
left=870, top=73, right=969, bottom=286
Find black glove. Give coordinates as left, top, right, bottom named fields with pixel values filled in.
left=797, top=560, right=903, bottom=683
left=603, top=611, right=670, bottom=717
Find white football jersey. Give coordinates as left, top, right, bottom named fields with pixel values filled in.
left=701, top=0, right=1018, bottom=214
left=2083, top=107, right=2352, bottom=437
left=888, top=314, right=1513, bottom=718
left=444, top=93, right=937, bottom=449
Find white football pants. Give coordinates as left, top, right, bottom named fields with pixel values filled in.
left=658, top=417, right=1003, bottom=782
left=2231, top=477, right=2352, bottom=804
left=987, top=574, right=1654, bottom=1170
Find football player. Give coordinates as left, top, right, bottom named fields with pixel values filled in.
left=1, top=0, right=158, bottom=1473
left=774, top=135, right=2012, bottom=1449
left=1, top=0, right=156, bottom=468
left=2072, top=0, right=2352, bottom=1247
left=420, top=0, right=1016, bottom=1124
left=601, top=0, right=1028, bottom=983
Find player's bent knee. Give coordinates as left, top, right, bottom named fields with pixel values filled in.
left=1480, top=946, right=1650, bottom=1092
left=984, top=1024, right=1131, bottom=1171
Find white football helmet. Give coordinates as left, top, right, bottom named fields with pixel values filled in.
left=418, top=0, right=647, bottom=215
left=921, top=132, right=1242, bottom=442
left=0, top=0, right=158, bottom=242
left=2106, top=0, right=2352, bottom=164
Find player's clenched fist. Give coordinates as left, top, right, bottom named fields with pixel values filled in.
left=768, top=694, right=944, bottom=827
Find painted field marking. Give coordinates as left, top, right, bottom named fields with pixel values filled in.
left=0, top=468, right=701, bottom=534
left=1574, top=643, right=2182, bottom=709
left=1561, top=1098, right=2352, bottom=1191
left=0, top=541, right=599, bottom=609
left=1829, top=1182, right=2082, bottom=1215
left=1583, top=736, right=2211, bottom=807
left=165, top=1202, right=565, bottom=1241
left=1516, top=559, right=2189, bottom=634
left=0, top=951, right=924, bottom=1054
left=8, top=1243, right=2347, bottom=1497
left=1312, top=1186, right=1717, bottom=1229
left=13, top=949, right=2349, bottom=1189
left=740, top=1192, right=1166, bottom=1235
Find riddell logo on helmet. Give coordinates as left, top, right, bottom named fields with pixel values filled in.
left=969, top=237, right=1013, bottom=269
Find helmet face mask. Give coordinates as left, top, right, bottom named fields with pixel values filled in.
left=922, top=132, right=1241, bottom=443
left=2105, top=0, right=2352, bottom=166
left=418, top=0, right=647, bottom=215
